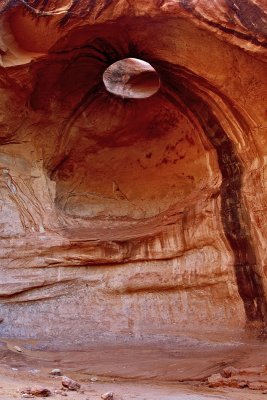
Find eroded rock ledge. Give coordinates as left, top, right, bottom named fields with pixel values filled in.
left=0, top=0, right=266, bottom=341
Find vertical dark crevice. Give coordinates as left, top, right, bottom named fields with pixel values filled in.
left=158, top=65, right=267, bottom=328
left=196, top=104, right=267, bottom=325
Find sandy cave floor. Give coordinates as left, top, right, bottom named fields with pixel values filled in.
left=0, top=335, right=267, bottom=399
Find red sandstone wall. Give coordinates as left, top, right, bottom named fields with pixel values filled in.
left=0, top=0, right=266, bottom=341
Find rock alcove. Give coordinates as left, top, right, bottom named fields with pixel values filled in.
left=0, top=0, right=266, bottom=345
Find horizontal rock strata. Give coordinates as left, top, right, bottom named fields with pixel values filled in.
left=0, top=0, right=266, bottom=341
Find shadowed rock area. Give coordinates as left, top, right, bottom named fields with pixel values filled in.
left=0, top=0, right=267, bottom=356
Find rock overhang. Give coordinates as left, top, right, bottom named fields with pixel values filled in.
left=0, top=0, right=266, bottom=341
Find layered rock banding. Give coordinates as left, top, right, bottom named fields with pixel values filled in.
left=0, top=0, right=266, bottom=341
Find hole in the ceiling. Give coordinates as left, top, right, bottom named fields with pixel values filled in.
left=103, top=58, right=160, bottom=99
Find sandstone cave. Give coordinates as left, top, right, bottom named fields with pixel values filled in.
left=0, top=1, right=267, bottom=399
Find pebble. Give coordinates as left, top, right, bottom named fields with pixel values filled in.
left=90, top=376, right=98, bottom=382
left=101, top=391, right=114, bottom=400
left=50, top=368, right=62, bottom=376
left=14, top=346, right=23, bottom=353
left=62, top=376, right=81, bottom=391
left=207, top=373, right=226, bottom=387
left=222, top=366, right=238, bottom=378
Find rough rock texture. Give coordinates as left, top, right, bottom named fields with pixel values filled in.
left=207, top=365, right=267, bottom=390
left=19, top=385, right=52, bottom=397
left=61, top=376, right=81, bottom=391
left=0, top=0, right=266, bottom=341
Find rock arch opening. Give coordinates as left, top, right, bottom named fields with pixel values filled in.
left=103, top=58, right=160, bottom=99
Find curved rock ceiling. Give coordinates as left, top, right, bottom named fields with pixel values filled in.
left=0, top=0, right=266, bottom=341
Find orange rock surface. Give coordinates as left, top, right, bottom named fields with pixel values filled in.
left=0, top=0, right=266, bottom=342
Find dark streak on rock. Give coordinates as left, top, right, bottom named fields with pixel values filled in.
left=11, top=1, right=266, bottom=328
left=0, top=0, right=114, bottom=25
left=158, top=61, right=267, bottom=325
left=180, top=1, right=267, bottom=48
left=225, top=0, right=267, bottom=37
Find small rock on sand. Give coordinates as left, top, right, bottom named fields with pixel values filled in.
left=50, top=368, right=62, bottom=376
left=14, top=346, right=23, bottom=353
left=207, top=373, right=226, bottom=387
left=222, top=366, right=238, bottom=378
left=62, top=376, right=81, bottom=391
left=101, top=391, right=114, bottom=400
